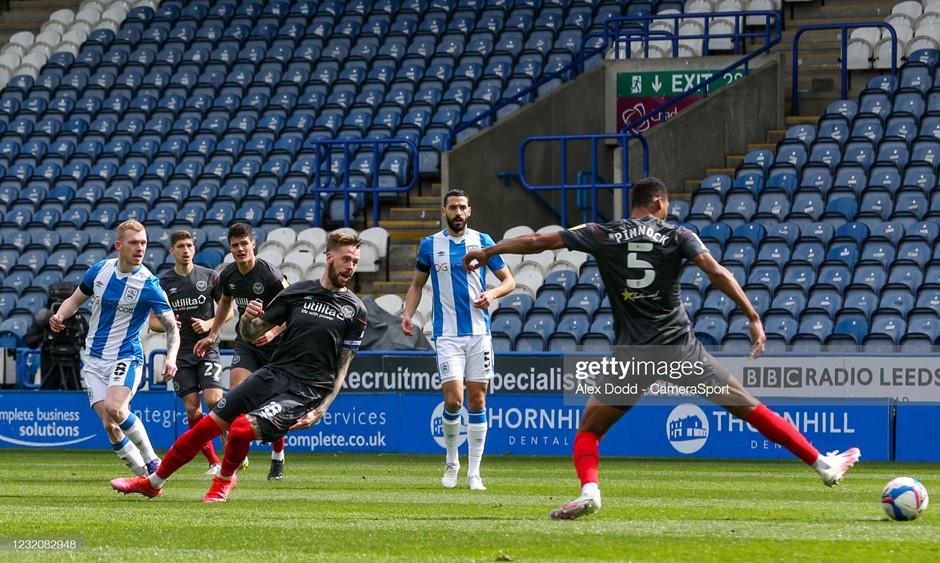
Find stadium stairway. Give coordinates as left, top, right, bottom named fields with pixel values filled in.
left=0, top=0, right=80, bottom=43
left=358, top=182, right=442, bottom=297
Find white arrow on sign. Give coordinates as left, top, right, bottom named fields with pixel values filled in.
left=651, top=75, right=662, bottom=93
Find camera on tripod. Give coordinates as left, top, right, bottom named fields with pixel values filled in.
left=25, top=281, right=88, bottom=390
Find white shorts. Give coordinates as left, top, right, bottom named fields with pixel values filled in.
left=82, top=353, right=143, bottom=406
left=436, top=335, right=494, bottom=384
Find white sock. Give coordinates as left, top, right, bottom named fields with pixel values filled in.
left=149, top=472, right=167, bottom=488
left=467, top=409, right=487, bottom=478
left=271, top=450, right=285, bottom=461
left=581, top=482, right=600, bottom=496
left=442, top=407, right=462, bottom=466
left=112, top=437, right=146, bottom=476
left=811, top=455, right=828, bottom=472
left=118, top=413, right=158, bottom=463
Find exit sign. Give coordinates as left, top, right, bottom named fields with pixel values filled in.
left=616, top=69, right=747, bottom=132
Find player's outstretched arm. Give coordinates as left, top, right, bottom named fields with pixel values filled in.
left=290, top=347, right=356, bottom=431
left=157, top=310, right=180, bottom=380
left=195, top=294, right=234, bottom=356
left=48, top=287, right=90, bottom=333
left=464, top=232, right=565, bottom=271
left=401, top=271, right=429, bottom=336
left=694, top=252, right=766, bottom=359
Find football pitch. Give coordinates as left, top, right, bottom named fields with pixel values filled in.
left=1, top=450, right=938, bottom=561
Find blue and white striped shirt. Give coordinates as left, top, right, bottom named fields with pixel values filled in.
left=80, top=259, right=172, bottom=361
left=416, top=229, right=507, bottom=339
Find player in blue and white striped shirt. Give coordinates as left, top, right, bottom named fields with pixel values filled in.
left=402, top=189, right=515, bottom=491
left=50, top=220, right=181, bottom=477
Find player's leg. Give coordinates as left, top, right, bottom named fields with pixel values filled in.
left=85, top=358, right=147, bottom=475
left=193, top=361, right=224, bottom=473
left=102, top=359, right=160, bottom=473
left=222, top=363, right=253, bottom=466
left=716, top=376, right=860, bottom=486
left=438, top=337, right=467, bottom=489
left=111, top=370, right=271, bottom=498
left=206, top=371, right=304, bottom=502
left=182, top=391, right=222, bottom=472
left=111, top=411, right=231, bottom=498
left=465, top=381, right=487, bottom=490
left=549, top=397, right=630, bottom=520
left=464, top=334, right=494, bottom=490
left=202, top=387, right=224, bottom=475
left=93, top=400, right=147, bottom=476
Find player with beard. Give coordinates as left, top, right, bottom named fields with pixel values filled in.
left=402, top=189, right=515, bottom=491
left=194, top=222, right=290, bottom=480
left=148, top=230, right=233, bottom=476
left=464, top=177, right=861, bottom=519
left=111, top=232, right=368, bottom=502
left=49, top=220, right=180, bottom=477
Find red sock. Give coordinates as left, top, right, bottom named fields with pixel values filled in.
left=272, top=436, right=285, bottom=453
left=747, top=404, right=819, bottom=465
left=221, top=415, right=255, bottom=478
left=573, top=431, right=600, bottom=486
left=189, top=414, right=221, bottom=465
left=157, top=415, right=224, bottom=480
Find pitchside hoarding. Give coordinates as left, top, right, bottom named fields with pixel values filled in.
left=895, top=404, right=940, bottom=462
left=0, top=391, right=891, bottom=460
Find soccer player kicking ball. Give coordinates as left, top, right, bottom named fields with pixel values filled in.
left=111, top=233, right=368, bottom=502
left=194, top=222, right=290, bottom=480
left=464, top=178, right=861, bottom=520
left=402, top=189, right=515, bottom=491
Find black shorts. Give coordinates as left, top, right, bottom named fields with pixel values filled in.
left=230, top=341, right=275, bottom=373
left=171, top=354, right=224, bottom=398
left=211, top=367, right=325, bottom=443
left=598, top=333, right=733, bottom=408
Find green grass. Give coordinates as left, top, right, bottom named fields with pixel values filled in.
left=0, top=450, right=938, bottom=562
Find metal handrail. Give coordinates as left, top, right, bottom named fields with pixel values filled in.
left=305, top=137, right=419, bottom=228
left=517, top=132, right=649, bottom=226
left=791, top=22, right=898, bottom=116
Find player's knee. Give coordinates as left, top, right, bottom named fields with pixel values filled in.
left=103, top=402, right=127, bottom=423
left=229, top=415, right=259, bottom=443
left=466, top=395, right=485, bottom=411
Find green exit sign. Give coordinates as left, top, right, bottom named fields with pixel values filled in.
left=617, top=69, right=747, bottom=97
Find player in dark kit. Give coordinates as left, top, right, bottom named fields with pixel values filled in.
left=194, top=222, right=291, bottom=480
left=464, top=177, right=861, bottom=520
left=111, top=232, right=368, bottom=502
left=148, top=230, right=232, bottom=476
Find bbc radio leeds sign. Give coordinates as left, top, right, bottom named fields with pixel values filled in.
left=724, top=355, right=940, bottom=402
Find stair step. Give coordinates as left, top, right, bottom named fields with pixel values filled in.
left=409, top=195, right=442, bottom=206
left=390, top=207, right=438, bottom=221
left=382, top=219, right=439, bottom=227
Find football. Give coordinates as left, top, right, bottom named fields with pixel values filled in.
left=882, top=477, right=929, bottom=521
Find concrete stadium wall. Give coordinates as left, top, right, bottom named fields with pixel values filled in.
left=442, top=53, right=784, bottom=238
